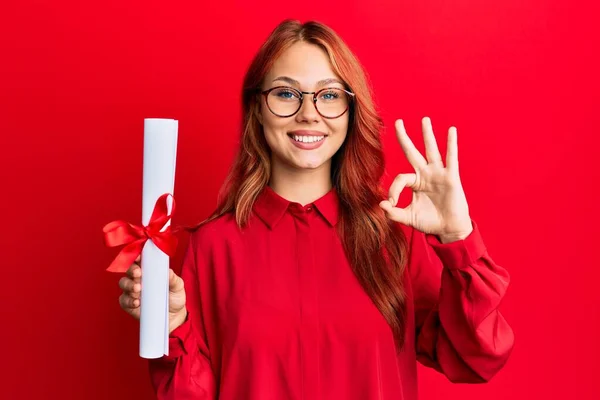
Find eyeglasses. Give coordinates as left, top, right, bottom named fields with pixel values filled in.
left=260, top=86, right=355, bottom=119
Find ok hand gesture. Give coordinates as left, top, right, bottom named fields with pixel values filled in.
left=379, top=117, right=473, bottom=243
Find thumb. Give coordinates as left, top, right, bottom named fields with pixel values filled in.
left=379, top=200, right=412, bottom=225
left=169, top=269, right=185, bottom=293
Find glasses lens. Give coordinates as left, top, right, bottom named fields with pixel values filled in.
left=267, top=87, right=302, bottom=117
left=315, top=88, right=350, bottom=118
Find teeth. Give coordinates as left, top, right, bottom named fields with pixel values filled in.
left=293, top=135, right=325, bottom=143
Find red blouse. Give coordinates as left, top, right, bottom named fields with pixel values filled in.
left=148, top=186, right=514, bottom=400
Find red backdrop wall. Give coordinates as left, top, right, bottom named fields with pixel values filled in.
left=2, top=0, right=599, bottom=399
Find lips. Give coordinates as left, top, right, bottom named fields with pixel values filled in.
left=287, top=130, right=327, bottom=150
left=288, top=130, right=327, bottom=137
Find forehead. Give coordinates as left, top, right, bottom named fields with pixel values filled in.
left=266, top=41, right=339, bottom=85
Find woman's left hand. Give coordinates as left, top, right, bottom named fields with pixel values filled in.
left=379, top=117, right=473, bottom=243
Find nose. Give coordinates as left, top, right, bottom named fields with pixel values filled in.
left=295, top=95, right=320, bottom=123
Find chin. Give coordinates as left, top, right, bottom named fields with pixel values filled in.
left=297, top=161, right=323, bottom=169
left=283, top=156, right=324, bottom=170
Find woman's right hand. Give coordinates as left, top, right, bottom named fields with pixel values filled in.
left=118, top=256, right=188, bottom=334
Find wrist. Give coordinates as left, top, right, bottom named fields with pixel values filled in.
left=438, top=233, right=468, bottom=244
left=169, top=309, right=188, bottom=334
left=438, top=220, right=473, bottom=243
left=438, top=228, right=473, bottom=244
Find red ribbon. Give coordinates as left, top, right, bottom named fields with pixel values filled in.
left=103, top=193, right=178, bottom=273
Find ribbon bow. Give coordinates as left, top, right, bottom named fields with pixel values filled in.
left=103, top=193, right=178, bottom=272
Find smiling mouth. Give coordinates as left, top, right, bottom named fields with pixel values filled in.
left=287, top=133, right=326, bottom=143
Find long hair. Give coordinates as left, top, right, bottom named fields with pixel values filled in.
left=203, top=20, right=409, bottom=348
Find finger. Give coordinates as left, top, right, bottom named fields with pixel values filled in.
left=379, top=200, right=413, bottom=226
left=118, top=276, right=135, bottom=292
left=119, top=293, right=140, bottom=309
left=446, top=126, right=459, bottom=174
left=126, top=263, right=141, bottom=279
left=388, top=173, right=417, bottom=207
left=422, top=117, right=443, bottom=165
left=129, top=285, right=141, bottom=299
left=129, top=279, right=142, bottom=299
left=395, top=119, right=427, bottom=169
left=169, top=269, right=185, bottom=293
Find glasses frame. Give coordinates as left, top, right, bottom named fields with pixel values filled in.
left=259, top=86, right=356, bottom=119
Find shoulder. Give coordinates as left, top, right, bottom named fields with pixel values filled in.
left=187, top=212, right=239, bottom=252
left=394, top=222, right=436, bottom=271
left=397, top=223, right=414, bottom=243
left=394, top=222, right=416, bottom=254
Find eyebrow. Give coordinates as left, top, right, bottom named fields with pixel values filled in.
left=272, top=76, right=344, bottom=87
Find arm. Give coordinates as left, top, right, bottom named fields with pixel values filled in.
left=408, top=220, right=514, bottom=383
left=148, top=234, right=217, bottom=399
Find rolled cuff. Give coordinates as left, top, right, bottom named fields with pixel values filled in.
left=425, top=220, right=487, bottom=270
left=165, top=312, right=194, bottom=359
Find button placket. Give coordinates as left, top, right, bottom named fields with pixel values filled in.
left=291, top=207, right=319, bottom=399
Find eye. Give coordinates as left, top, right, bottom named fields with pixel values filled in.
left=272, top=87, right=300, bottom=100
left=278, top=91, right=294, bottom=99
left=319, top=90, right=341, bottom=101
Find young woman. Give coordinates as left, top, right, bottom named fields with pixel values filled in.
left=118, top=19, right=514, bottom=400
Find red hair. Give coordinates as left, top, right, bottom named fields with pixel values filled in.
left=205, top=20, right=409, bottom=348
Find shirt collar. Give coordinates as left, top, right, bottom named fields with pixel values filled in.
left=253, top=185, right=339, bottom=229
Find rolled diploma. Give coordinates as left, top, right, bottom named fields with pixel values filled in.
left=139, top=118, right=178, bottom=358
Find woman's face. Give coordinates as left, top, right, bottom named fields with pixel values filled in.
left=258, top=41, right=350, bottom=171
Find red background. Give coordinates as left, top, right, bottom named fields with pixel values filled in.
left=2, top=0, right=599, bottom=399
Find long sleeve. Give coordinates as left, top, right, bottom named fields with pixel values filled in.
left=408, top=220, right=514, bottom=383
left=148, top=234, right=217, bottom=399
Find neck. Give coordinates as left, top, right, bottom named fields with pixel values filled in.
left=269, top=157, right=333, bottom=206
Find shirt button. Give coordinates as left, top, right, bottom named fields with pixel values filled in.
left=306, top=206, right=313, bottom=212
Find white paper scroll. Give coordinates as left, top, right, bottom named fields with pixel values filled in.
left=139, top=118, right=178, bottom=359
